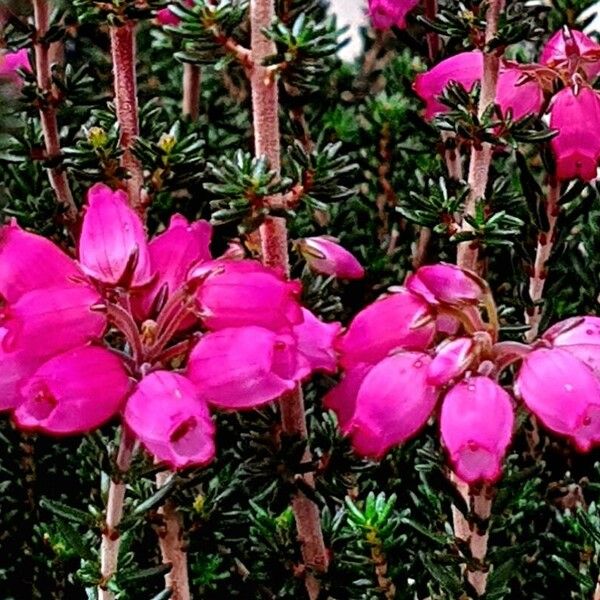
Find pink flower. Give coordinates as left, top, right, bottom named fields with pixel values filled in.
left=124, top=371, right=215, bottom=469
left=186, top=326, right=309, bottom=410
left=156, top=8, right=182, bottom=26
left=336, top=288, right=435, bottom=368
left=540, top=29, right=600, bottom=80
left=0, top=49, right=30, bottom=84
left=0, top=220, right=83, bottom=303
left=496, top=65, right=545, bottom=121
left=293, top=308, right=341, bottom=374
left=327, top=352, right=437, bottom=458
left=406, top=262, right=486, bottom=306
left=440, top=377, right=514, bottom=484
left=297, top=236, right=364, bottom=280
left=191, top=259, right=303, bottom=331
left=78, top=183, right=152, bottom=287
left=427, top=337, right=474, bottom=386
left=516, top=347, right=600, bottom=451
left=368, top=0, right=421, bottom=29
left=543, top=316, right=600, bottom=374
left=549, top=86, right=600, bottom=181
left=14, top=346, right=130, bottom=434
left=413, top=52, right=483, bottom=120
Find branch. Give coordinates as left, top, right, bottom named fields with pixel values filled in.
left=182, top=63, right=201, bottom=120
left=32, top=0, right=78, bottom=228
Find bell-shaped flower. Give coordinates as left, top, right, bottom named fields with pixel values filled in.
left=413, top=51, right=483, bottom=120
left=368, top=0, right=421, bottom=29
left=14, top=346, right=130, bottom=434
left=0, top=49, right=30, bottom=84
left=297, top=236, right=365, bottom=280
left=134, top=214, right=212, bottom=318
left=516, top=347, right=600, bottom=450
left=191, top=259, right=303, bottom=332
left=335, top=352, right=437, bottom=458
left=441, top=376, right=514, bottom=484
left=124, top=371, right=215, bottom=469
left=293, top=308, right=341, bottom=374
left=0, top=220, right=83, bottom=303
left=186, top=326, right=309, bottom=410
left=540, top=29, right=600, bottom=80
left=337, top=289, right=435, bottom=368
left=0, top=284, right=106, bottom=360
left=496, top=65, right=545, bottom=121
left=78, top=183, right=152, bottom=287
left=549, top=86, right=600, bottom=181
left=406, top=262, right=486, bottom=306
left=427, top=337, right=474, bottom=386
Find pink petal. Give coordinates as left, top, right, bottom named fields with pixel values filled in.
left=496, top=65, right=544, bottom=121
left=293, top=308, right=341, bottom=374
left=156, top=8, right=181, bottom=26
left=0, top=49, right=30, bottom=84
left=192, top=259, right=303, bottom=331
left=0, top=327, right=39, bottom=412
left=186, top=326, right=308, bottom=410
left=427, top=337, right=474, bottom=386
left=124, top=371, right=215, bottom=469
left=441, top=377, right=514, bottom=484
left=346, top=352, right=437, bottom=458
left=549, top=86, right=600, bottom=181
left=0, top=220, right=83, bottom=303
left=323, top=363, right=372, bottom=430
left=338, top=289, right=435, bottom=368
left=368, top=0, right=421, bottom=29
left=14, top=346, right=130, bottom=434
left=413, top=52, right=483, bottom=120
left=78, top=183, right=152, bottom=287
left=540, top=29, right=600, bottom=79
left=298, top=236, right=365, bottom=280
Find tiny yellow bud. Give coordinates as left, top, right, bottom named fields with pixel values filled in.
left=87, top=127, right=108, bottom=149
left=158, top=133, right=177, bottom=154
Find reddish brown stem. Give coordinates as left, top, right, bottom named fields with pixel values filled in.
left=424, top=0, right=439, bottom=63
left=99, top=428, right=136, bottom=600
left=250, top=1, right=328, bottom=597
left=32, top=0, right=77, bottom=227
left=182, top=63, right=201, bottom=120
left=110, top=22, right=144, bottom=215
left=155, top=471, right=190, bottom=600
left=456, top=0, right=505, bottom=271
left=525, top=180, right=560, bottom=343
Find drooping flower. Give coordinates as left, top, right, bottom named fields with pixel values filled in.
left=368, top=0, right=421, bottom=29
left=326, top=351, right=437, bottom=457
left=549, top=86, right=600, bottom=181
left=78, top=183, right=152, bottom=287
left=124, top=371, right=216, bottom=469
left=440, top=376, right=514, bottom=484
left=496, top=64, right=545, bottom=121
left=336, top=288, right=435, bottom=368
left=14, top=346, right=130, bottom=434
left=540, top=28, right=600, bottom=80
left=297, top=236, right=365, bottom=280
left=516, top=347, right=600, bottom=451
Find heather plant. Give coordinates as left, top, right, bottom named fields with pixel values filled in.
left=4, top=1, right=600, bottom=599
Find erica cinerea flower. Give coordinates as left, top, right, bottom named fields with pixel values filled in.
left=0, top=182, right=340, bottom=469
left=296, top=236, right=365, bottom=280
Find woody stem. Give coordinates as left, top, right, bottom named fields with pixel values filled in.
left=182, top=63, right=201, bottom=120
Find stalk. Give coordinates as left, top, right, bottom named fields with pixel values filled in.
left=456, top=0, right=505, bottom=271
left=182, top=63, right=201, bottom=120
left=525, top=180, right=560, bottom=342
left=250, top=1, right=329, bottom=597
left=155, top=471, right=190, bottom=600
left=32, top=0, right=78, bottom=227
left=424, top=0, right=439, bottom=63
left=99, top=428, right=136, bottom=600
left=110, top=21, right=144, bottom=215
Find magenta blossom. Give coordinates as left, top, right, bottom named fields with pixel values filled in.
left=427, top=337, right=474, bottom=386
left=156, top=1, right=194, bottom=26
left=368, top=0, right=421, bottom=29
left=0, top=183, right=339, bottom=469
left=540, top=28, right=600, bottom=80
left=297, top=236, right=365, bottom=280
left=0, top=49, right=30, bottom=84
left=441, top=376, right=514, bottom=484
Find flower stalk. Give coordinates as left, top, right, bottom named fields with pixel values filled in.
left=182, top=63, right=201, bottom=120
left=250, top=1, right=329, bottom=597
left=110, top=21, right=144, bottom=215
left=32, top=0, right=78, bottom=227
left=525, top=179, right=561, bottom=342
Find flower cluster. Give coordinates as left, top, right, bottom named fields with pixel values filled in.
left=0, top=184, right=339, bottom=469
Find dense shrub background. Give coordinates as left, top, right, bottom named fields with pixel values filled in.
left=3, top=0, right=600, bottom=598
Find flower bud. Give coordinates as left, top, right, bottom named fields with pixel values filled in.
left=186, top=326, right=309, bottom=410
left=125, top=371, right=215, bottom=469
left=549, top=86, right=600, bottom=181
left=516, top=347, right=600, bottom=451
left=14, top=346, right=130, bottom=434
left=337, top=289, right=435, bottom=368
left=441, top=377, right=514, bottom=484
left=368, top=0, right=420, bottom=30
left=78, top=183, right=152, bottom=287
left=427, top=337, right=474, bottom=386
left=297, top=236, right=364, bottom=280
